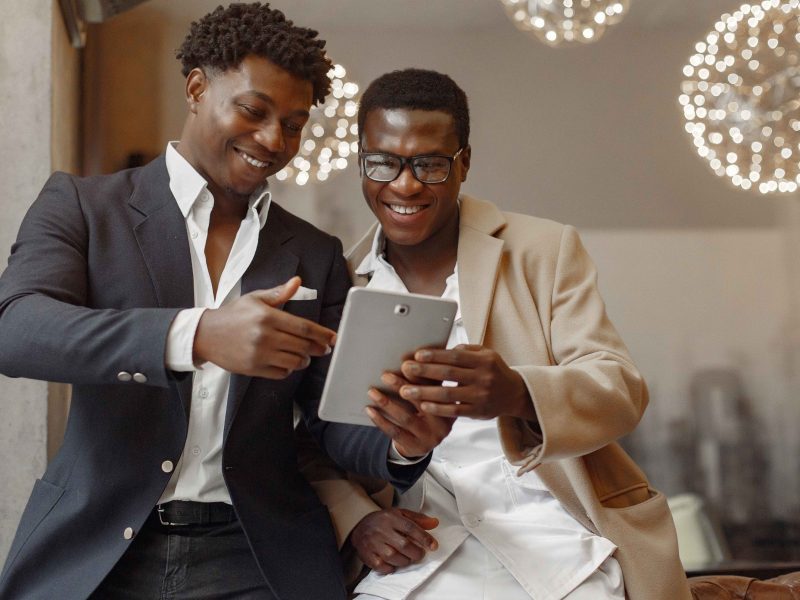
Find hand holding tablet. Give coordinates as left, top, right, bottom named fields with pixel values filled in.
left=318, top=288, right=457, bottom=427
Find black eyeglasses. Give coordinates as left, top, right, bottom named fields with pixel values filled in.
left=359, top=148, right=464, bottom=184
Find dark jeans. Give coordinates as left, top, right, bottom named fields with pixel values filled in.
left=90, top=518, right=275, bottom=599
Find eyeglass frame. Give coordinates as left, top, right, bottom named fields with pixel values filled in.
left=358, top=147, right=465, bottom=184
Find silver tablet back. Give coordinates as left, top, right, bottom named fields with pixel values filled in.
left=318, top=287, right=457, bottom=426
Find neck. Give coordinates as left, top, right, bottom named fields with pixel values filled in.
left=385, top=215, right=459, bottom=296
left=176, top=127, right=251, bottom=222
left=208, top=183, right=251, bottom=222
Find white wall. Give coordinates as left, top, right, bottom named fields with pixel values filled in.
left=582, top=226, right=800, bottom=518
left=146, top=2, right=785, bottom=238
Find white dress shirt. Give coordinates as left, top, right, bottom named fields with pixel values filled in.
left=353, top=227, right=624, bottom=600
left=158, top=142, right=271, bottom=505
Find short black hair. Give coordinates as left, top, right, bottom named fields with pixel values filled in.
left=177, top=2, right=332, bottom=105
left=358, top=69, right=470, bottom=148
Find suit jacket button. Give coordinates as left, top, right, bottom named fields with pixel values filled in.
left=161, top=460, right=174, bottom=473
left=123, top=527, right=134, bottom=540
left=133, top=372, right=148, bottom=383
left=117, top=371, right=132, bottom=382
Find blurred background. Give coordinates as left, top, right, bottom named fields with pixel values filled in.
left=1, top=0, right=798, bottom=571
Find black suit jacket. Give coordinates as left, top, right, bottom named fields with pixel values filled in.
left=0, top=156, right=427, bottom=600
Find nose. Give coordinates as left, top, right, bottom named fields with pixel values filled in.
left=254, top=120, right=285, bottom=154
left=389, top=163, right=424, bottom=196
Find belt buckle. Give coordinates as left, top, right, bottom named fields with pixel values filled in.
left=157, top=503, right=189, bottom=526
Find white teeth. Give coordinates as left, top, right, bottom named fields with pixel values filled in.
left=389, top=204, right=423, bottom=215
left=239, top=150, right=268, bottom=168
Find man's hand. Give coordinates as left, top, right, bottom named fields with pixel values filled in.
left=397, top=344, right=537, bottom=421
left=366, top=372, right=454, bottom=458
left=349, top=508, right=439, bottom=574
left=193, top=276, right=336, bottom=379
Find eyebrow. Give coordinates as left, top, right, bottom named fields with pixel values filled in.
left=361, top=148, right=451, bottom=157
left=241, top=90, right=310, bottom=118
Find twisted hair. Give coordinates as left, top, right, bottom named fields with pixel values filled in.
left=358, top=69, right=470, bottom=148
left=177, top=3, right=332, bottom=104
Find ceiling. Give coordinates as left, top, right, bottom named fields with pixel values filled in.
left=145, top=0, right=743, bottom=32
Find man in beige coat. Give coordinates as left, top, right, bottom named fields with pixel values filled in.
left=304, top=68, right=690, bottom=600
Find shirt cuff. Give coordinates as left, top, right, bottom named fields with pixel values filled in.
left=388, top=442, right=428, bottom=465
left=165, top=308, right=207, bottom=371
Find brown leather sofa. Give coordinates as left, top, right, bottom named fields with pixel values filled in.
left=689, top=571, right=800, bottom=599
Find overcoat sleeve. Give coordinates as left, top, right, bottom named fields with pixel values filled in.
left=500, top=225, right=648, bottom=472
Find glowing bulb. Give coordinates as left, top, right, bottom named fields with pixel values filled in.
left=679, top=1, right=800, bottom=193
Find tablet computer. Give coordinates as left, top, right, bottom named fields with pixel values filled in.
left=318, top=287, right=458, bottom=426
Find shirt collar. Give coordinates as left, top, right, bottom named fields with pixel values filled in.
left=354, top=225, right=390, bottom=277
left=165, top=142, right=272, bottom=229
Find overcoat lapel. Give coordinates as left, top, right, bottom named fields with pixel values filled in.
left=224, top=210, right=299, bottom=437
left=128, top=156, right=195, bottom=417
left=346, top=223, right=378, bottom=287
left=456, top=196, right=506, bottom=345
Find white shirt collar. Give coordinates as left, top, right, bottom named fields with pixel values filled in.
left=354, top=225, right=390, bottom=278
left=165, top=142, right=271, bottom=229
left=354, top=224, right=460, bottom=307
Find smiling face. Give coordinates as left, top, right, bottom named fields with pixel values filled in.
left=179, top=54, right=313, bottom=204
left=360, top=108, right=470, bottom=250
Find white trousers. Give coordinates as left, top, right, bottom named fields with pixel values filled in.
left=356, top=534, right=625, bottom=600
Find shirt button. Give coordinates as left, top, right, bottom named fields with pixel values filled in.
left=191, top=231, right=199, bottom=239
left=133, top=372, right=148, bottom=384
left=463, top=514, right=480, bottom=528
left=161, top=460, right=174, bottom=473
left=191, top=446, right=201, bottom=457
left=117, top=371, right=132, bottom=382
left=198, top=387, right=209, bottom=399
left=123, top=527, right=134, bottom=540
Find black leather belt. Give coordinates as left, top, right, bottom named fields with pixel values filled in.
left=151, top=501, right=236, bottom=526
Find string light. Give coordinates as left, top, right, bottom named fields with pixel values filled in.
left=679, top=0, right=800, bottom=194
left=499, top=0, right=630, bottom=47
left=275, top=64, right=360, bottom=186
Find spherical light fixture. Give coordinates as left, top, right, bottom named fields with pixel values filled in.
left=275, top=64, right=360, bottom=186
left=499, top=0, right=631, bottom=47
left=679, top=0, right=800, bottom=194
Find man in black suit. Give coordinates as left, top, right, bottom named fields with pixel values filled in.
left=0, top=4, right=450, bottom=599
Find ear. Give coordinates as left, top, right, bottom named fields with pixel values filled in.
left=185, top=67, right=208, bottom=114
left=459, top=145, right=471, bottom=182
left=357, top=136, right=363, bottom=177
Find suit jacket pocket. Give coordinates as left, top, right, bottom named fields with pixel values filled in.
left=2, top=478, right=65, bottom=575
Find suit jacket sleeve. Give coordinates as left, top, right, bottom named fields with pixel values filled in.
left=296, top=420, right=392, bottom=584
left=501, top=225, right=648, bottom=470
left=0, top=172, right=179, bottom=387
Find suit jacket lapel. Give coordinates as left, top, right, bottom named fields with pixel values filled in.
left=225, top=207, right=299, bottom=437
left=456, top=196, right=506, bottom=345
left=128, top=156, right=195, bottom=417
